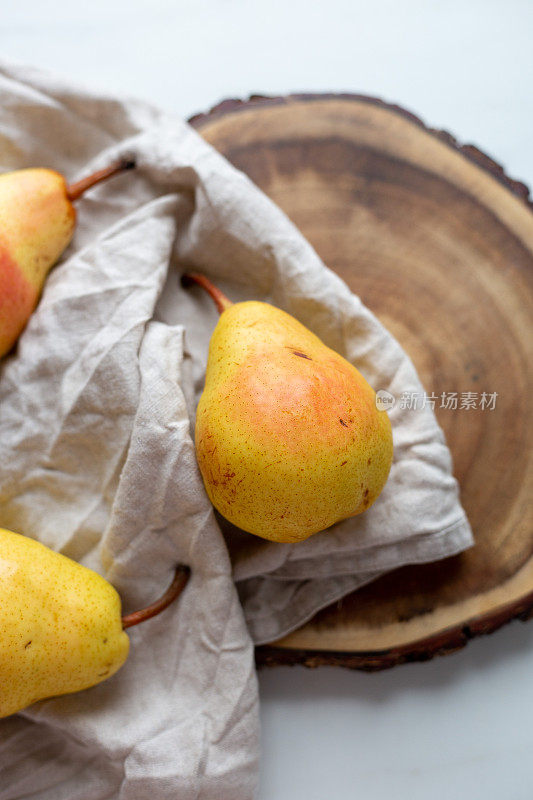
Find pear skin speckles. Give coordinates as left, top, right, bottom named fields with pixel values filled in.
left=195, top=301, right=393, bottom=542
left=0, top=529, right=129, bottom=718
left=0, top=169, right=76, bottom=358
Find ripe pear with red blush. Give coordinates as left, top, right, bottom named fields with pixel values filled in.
left=0, top=161, right=134, bottom=358
left=183, top=273, right=393, bottom=543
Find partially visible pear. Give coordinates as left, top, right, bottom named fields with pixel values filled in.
left=184, top=273, right=393, bottom=544
left=0, top=161, right=134, bottom=358
left=0, top=528, right=189, bottom=718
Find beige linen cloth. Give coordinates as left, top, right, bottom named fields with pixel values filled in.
left=0, top=62, right=473, bottom=799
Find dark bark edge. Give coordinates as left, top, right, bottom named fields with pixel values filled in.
left=254, top=589, right=533, bottom=671
left=189, top=92, right=531, bottom=208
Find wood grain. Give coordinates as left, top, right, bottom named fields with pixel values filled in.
left=190, top=94, right=533, bottom=669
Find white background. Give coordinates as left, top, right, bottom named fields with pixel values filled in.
left=3, top=1, right=533, bottom=798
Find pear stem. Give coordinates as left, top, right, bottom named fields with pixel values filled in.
left=66, top=159, right=135, bottom=202
left=181, top=272, right=233, bottom=314
left=121, top=564, right=190, bottom=629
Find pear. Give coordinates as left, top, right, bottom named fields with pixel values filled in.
left=183, top=273, right=393, bottom=543
left=0, top=160, right=134, bottom=358
left=0, top=528, right=189, bottom=718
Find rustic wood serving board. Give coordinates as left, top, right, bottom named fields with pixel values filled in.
left=190, top=94, right=533, bottom=670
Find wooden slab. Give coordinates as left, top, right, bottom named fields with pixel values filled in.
left=189, top=94, right=533, bottom=669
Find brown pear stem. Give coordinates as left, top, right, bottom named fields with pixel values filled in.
left=66, top=159, right=135, bottom=202
left=121, top=564, right=190, bottom=629
left=182, top=272, right=233, bottom=314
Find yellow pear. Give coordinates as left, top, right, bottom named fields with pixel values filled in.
left=0, top=528, right=189, bottom=718
left=0, top=160, right=134, bottom=358
left=183, top=273, right=393, bottom=543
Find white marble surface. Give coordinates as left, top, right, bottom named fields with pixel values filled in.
left=3, top=1, right=533, bottom=798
